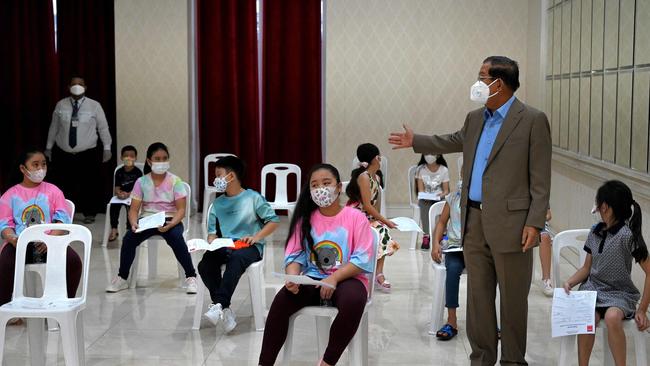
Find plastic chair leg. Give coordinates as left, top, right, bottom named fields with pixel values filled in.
left=315, top=316, right=330, bottom=357
left=602, top=327, right=614, bottom=366
left=281, top=315, right=297, bottom=364
left=348, top=312, right=368, bottom=366
left=101, top=204, right=111, bottom=247
left=60, top=312, right=83, bottom=366
left=0, top=315, right=9, bottom=364
left=429, top=263, right=446, bottom=334
left=147, top=241, right=158, bottom=280
left=409, top=208, right=419, bottom=250
left=26, top=318, right=46, bottom=366
left=557, top=335, right=576, bottom=366
left=247, top=263, right=265, bottom=331
left=192, top=276, right=206, bottom=330
left=633, top=329, right=647, bottom=366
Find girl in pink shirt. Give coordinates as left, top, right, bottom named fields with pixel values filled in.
left=0, top=149, right=81, bottom=307
left=259, top=164, right=375, bottom=366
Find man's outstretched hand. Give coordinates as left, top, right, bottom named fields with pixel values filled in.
left=388, top=124, right=414, bottom=150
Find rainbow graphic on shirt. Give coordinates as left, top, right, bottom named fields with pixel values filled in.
left=21, top=204, right=45, bottom=227
left=310, top=240, right=343, bottom=270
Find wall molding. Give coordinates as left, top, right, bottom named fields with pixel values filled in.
left=553, top=147, right=650, bottom=200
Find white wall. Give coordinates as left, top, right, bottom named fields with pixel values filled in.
left=325, top=0, right=540, bottom=206
left=114, top=0, right=190, bottom=181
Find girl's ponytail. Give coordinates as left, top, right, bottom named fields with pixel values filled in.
left=630, top=199, right=648, bottom=263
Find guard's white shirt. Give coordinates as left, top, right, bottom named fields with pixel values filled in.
left=46, top=96, right=112, bottom=153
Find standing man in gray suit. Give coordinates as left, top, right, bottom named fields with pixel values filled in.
left=389, top=56, right=551, bottom=365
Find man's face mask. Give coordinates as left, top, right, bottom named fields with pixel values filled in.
left=470, top=78, right=499, bottom=104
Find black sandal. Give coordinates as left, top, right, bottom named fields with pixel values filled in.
left=436, top=323, right=458, bottom=341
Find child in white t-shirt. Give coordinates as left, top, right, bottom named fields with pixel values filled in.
left=415, top=154, right=449, bottom=250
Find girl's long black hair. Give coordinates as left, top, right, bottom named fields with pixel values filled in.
left=596, top=180, right=648, bottom=262
left=417, top=154, right=448, bottom=167
left=143, top=142, right=169, bottom=174
left=346, top=143, right=380, bottom=203
left=286, top=164, right=341, bottom=261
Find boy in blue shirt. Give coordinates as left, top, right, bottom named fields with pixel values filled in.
left=198, top=156, right=279, bottom=333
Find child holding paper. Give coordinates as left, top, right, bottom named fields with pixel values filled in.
left=415, top=153, right=449, bottom=250
left=563, top=180, right=650, bottom=366
left=106, top=142, right=197, bottom=294
left=259, top=164, right=375, bottom=366
left=108, top=145, right=143, bottom=242
left=347, top=143, right=399, bottom=293
left=198, top=156, right=279, bottom=333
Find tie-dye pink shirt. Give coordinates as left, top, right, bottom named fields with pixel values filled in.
left=284, top=206, right=375, bottom=290
left=0, top=182, right=71, bottom=246
left=130, top=172, right=187, bottom=217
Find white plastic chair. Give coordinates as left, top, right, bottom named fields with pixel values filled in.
left=128, top=182, right=192, bottom=289
left=261, top=164, right=301, bottom=217
left=190, top=202, right=282, bottom=331
left=553, top=229, right=648, bottom=366
left=407, top=165, right=420, bottom=250
left=202, top=154, right=236, bottom=236
left=281, top=229, right=380, bottom=366
left=101, top=162, right=146, bottom=247
left=0, top=224, right=92, bottom=366
left=25, top=199, right=76, bottom=332
left=427, top=201, right=449, bottom=333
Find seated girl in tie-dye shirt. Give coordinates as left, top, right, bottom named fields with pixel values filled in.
left=259, top=164, right=375, bottom=366
left=0, top=149, right=82, bottom=308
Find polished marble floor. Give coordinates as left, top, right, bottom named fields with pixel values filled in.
left=2, top=214, right=641, bottom=365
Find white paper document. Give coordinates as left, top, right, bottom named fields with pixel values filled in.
left=417, top=192, right=440, bottom=201
left=109, top=196, right=132, bottom=205
left=389, top=217, right=424, bottom=232
left=186, top=238, right=235, bottom=253
left=135, top=211, right=166, bottom=233
left=551, top=289, right=597, bottom=337
left=272, top=272, right=336, bottom=289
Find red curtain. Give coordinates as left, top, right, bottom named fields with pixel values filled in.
left=262, top=0, right=322, bottom=196
left=197, top=0, right=261, bottom=206
left=55, top=0, right=116, bottom=212
left=0, top=0, right=59, bottom=191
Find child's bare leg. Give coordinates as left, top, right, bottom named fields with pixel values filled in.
left=578, top=312, right=600, bottom=366
left=539, top=234, right=552, bottom=280
left=604, top=307, right=626, bottom=366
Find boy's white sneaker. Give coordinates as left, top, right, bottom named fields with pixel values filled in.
left=222, top=307, right=237, bottom=333
left=106, top=276, right=129, bottom=293
left=185, top=277, right=198, bottom=294
left=541, top=278, right=554, bottom=297
left=204, top=303, right=223, bottom=326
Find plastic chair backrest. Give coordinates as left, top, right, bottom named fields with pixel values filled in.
left=366, top=228, right=380, bottom=303
left=13, top=224, right=92, bottom=302
left=65, top=199, right=75, bottom=219
left=112, top=162, right=146, bottom=189
left=351, top=156, right=388, bottom=190
left=261, top=164, right=301, bottom=205
left=552, top=229, right=590, bottom=288
left=181, top=182, right=192, bottom=235
left=203, top=202, right=214, bottom=237
left=428, top=201, right=447, bottom=239
left=203, top=153, right=236, bottom=189
left=407, top=165, right=418, bottom=207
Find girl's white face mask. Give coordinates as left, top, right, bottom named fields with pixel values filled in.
left=151, top=161, right=170, bottom=175
left=310, top=186, right=339, bottom=208
left=591, top=205, right=603, bottom=224
left=424, top=155, right=436, bottom=165
left=26, top=168, right=47, bottom=183
left=470, top=79, right=499, bottom=104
